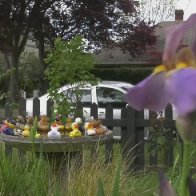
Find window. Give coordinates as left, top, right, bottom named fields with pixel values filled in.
left=96, top=87, right=126, bottom=108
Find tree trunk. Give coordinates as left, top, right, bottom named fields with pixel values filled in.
left=4, top=53, right=20, bottom=103
left=38, top=33, right=48, bottom=94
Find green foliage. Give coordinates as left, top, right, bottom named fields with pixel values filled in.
left=45, top=35, right=99, bottom=118
left=0, top=143, right=159, bottom=195
left=92, top=67, right=152, bottom=85
left=111, top=162, right=121, bottom=196
left=97, top=162, right=121, bottom=196
left=147, top=111, right=177, bottom=165
left=18, top=52, right=41, bottom=92
left=97, top=178, right=105, bottom=196
left=30, top=116, right=38, bottom=137
left=0, top=147, right=49, bottom=196
left=0, top=67, right=10, bottom=105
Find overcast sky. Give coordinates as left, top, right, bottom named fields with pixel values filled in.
left=177, top=0, right=196, bottom=19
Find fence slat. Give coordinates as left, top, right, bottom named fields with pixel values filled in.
left=105, top=104, right=113, bottom=164
left=19, top=98, right=26, bottom=117
left=121, top=106, right=136, bottom=171
left=47, top=98, right=54, bottom=118
left=90, top=103, right=98, bottom=119
left=32, top=97, right=40, bottom=117
left=135, top=110, right=144, bottom=170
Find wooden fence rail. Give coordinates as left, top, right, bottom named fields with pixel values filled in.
left=0, top=98, right=177, bottom=170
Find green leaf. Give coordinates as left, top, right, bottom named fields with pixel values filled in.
left=97, top=178, right=105, bottom=196
left=157, top=136, right=167, bottom=145
left=112, top=162, right=121, bottom=196
left=150, top=149, right=157, bottom=156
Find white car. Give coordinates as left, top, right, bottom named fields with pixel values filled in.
left=26, top=81, right=133, bottom=119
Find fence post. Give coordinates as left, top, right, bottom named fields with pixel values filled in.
left=90, top=103, right=98, bottom=119
left=135, top=110, right=145, bottom=170
left=121, top=106, right=136, bottom=172
left=19, top=97, right=26, bottom=117
left=47, top=98, right=54, bottom=118
left=105, top=104, right=113, bottom=164
left=32, top=97, right=40, bottom=117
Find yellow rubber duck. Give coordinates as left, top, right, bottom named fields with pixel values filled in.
left=35, top=132, right=41, bottom=138
left=4, top=119, right=15, bottom=129
left=69, top=122, right=81, bottom=138
left=22, top=125, right=30, bottom=137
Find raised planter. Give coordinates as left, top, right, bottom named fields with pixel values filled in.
left=0, top=133, right=113, bottom=193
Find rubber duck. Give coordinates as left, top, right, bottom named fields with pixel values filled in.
left=38, top=114, right=49, bottom=135
left=1, top=119, right=15, bottom=135
left=75, top=117, right=85, bottom=135
left=22, top=125, right=31, bottom=137
left=14, top=116, right=25, bottom=135
left=0, top=120, right=9, bottom=133
left=48, top=123, right=61, bottom=139
left=26, top=116, right=34, bottom=128
left=55, top=115, right=65, bottom=134
left=65, top=118, right=72, bottom=135
left=35, top=132, right=41, bottom=138
left=91, top=119, right=106, bottom=135
left=69, top=122, right=81, bottom=138
left=84, top=122, right=96, bottom=136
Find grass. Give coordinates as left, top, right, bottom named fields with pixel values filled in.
left=0, top=142, right=160, bottom=196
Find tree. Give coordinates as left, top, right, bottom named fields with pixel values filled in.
left=45, top=35, right=98, bottom=117
left=138, top=0, right=177, bottom=24
left=0, top=0, right=54, bottom=102
left=18, top=52, right=41, bottom=95
left=0, top=0, right=156, bottom=102
left=36, top=0, right=156, bottom=56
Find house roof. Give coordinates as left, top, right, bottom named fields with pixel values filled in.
left=93, top=19, right=195, bottom=65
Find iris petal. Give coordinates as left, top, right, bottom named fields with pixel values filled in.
left=167, top=68, right=196, bottom=116
left=192, top=34, right=196, bottom=57
left=159, top=170, right=176, bottom=196
left=163, top=14, right=196, bottom=64
left=126, top=73, right=169, bottom=111
left=188, top=176, right=196, bottom=196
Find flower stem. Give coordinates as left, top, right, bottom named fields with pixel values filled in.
left=180, top=142, right=192, bottom=196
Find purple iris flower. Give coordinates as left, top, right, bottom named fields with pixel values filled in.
left=188, top=176, right=196, bottom=196
left=159, top=170, right=176, bottom=196
left=126, top=71, right=169, bottom=111
left=163, top=14, right=196, bottom=66
left=126, top=13, right=196, bottom=117
left=167, top=68, right=196, bottom=116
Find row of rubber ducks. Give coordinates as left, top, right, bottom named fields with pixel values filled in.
left=0, top=115, right=108, bottom=139
left=0, top=116, right=40, bottom=138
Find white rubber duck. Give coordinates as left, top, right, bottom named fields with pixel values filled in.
left=48, top=123, right=61, bottom=139
left=84, top=122, right=96, bottom=136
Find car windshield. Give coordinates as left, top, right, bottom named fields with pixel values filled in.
left=63, top=88, right=92, bottom=106
left=96, top=87, right=127, bottom=108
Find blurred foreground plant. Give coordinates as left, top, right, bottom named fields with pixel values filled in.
left=126, top=13, right=196, bottom=196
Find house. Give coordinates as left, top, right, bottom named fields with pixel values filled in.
left=93, top=10, right=195, bottom=68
